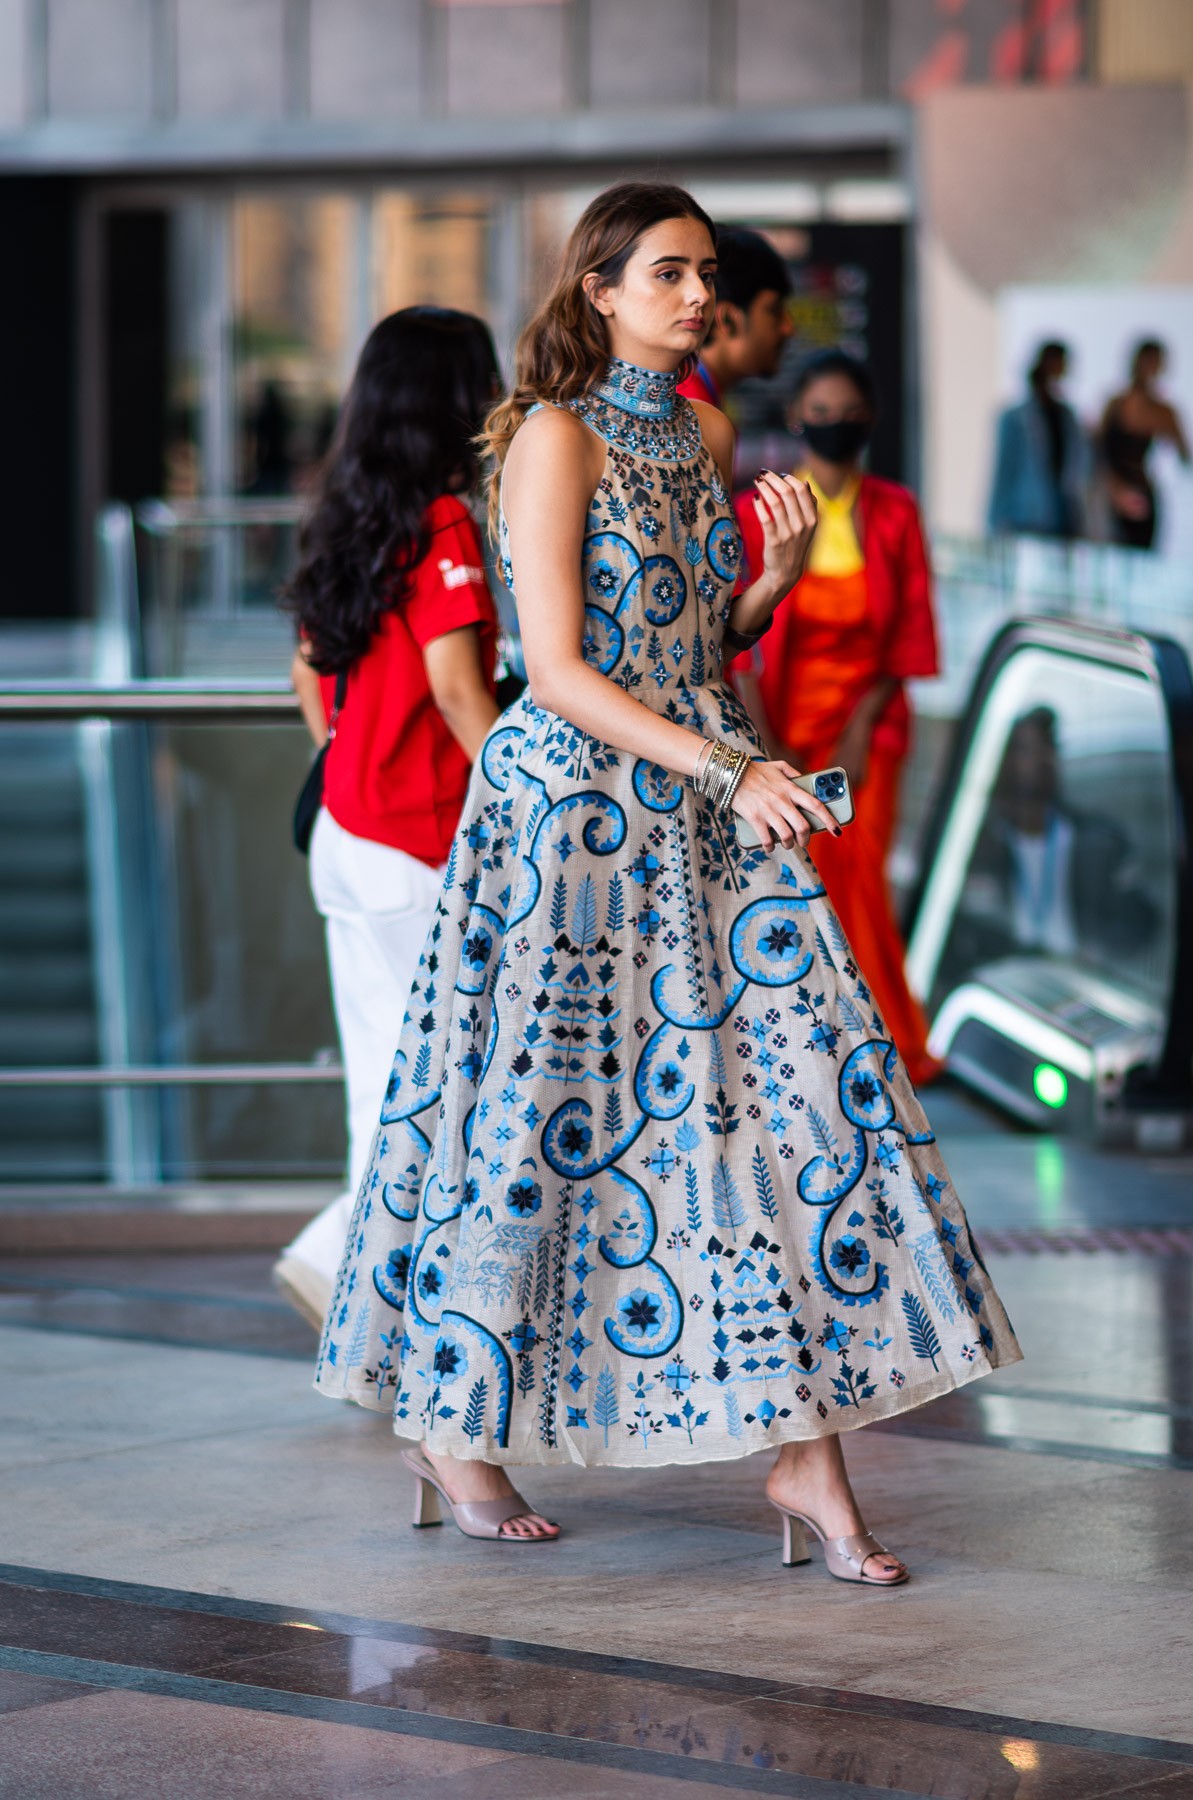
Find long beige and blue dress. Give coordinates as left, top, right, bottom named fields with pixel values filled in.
left=314, top=357, right=1021, bottom=1465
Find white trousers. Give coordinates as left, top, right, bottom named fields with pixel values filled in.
left=284, top=807, right=442, bottom=1276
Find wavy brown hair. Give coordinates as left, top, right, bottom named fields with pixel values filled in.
left=480, top=180, right=714, bottom=532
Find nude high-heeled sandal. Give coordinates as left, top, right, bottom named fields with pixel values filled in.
left=770, top=1501, right=909, bottom=1585
left=402, top=1447, right=560, bottom=1543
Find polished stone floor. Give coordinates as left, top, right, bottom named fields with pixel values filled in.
left=1, top=1090, right=1191, bottom=1798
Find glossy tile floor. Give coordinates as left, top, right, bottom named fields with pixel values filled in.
left=1, top=1088, right=1191, bottom=1799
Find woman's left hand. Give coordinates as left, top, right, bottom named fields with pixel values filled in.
left=752, top=471, right=818, bottom=598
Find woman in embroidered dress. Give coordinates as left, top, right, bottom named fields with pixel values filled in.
left=315, top=183, right=1021, bottom=1579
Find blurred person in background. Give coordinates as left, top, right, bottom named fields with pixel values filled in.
left=941, top=706, right=1157, bottom=985
left=734, top=347, right=941, bottom=1087
left=988, top=340, right=1087, bottom=540
left=676, top=224, right=792, bottom=409
left=274, top=307, right=502, bottom=1327
left=1100, top=339, right=1190, bottom=550
left=679, top=225, right=793, bottom=730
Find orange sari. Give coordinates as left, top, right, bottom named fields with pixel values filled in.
left=748, top=555, right=939, bottom=1088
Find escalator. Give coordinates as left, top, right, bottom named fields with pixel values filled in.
left=0, top=729, right=105, bottom=1179
left=905, top=618, right=1193, bottom=1147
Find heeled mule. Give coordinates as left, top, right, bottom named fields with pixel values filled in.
left=402, top=1447, right=560, bottom=1542
left=769, top=1500, right=909, bottom=1585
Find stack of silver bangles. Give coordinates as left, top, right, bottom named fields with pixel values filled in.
left=694, top=738, right=750, bottom=812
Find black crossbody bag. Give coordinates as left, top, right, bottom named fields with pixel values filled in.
left=292, top=669, right=348, bottom=855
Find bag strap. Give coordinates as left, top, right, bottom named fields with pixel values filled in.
left=327, top=668, right=349, bottom=742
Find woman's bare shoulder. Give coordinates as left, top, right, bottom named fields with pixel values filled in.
left=504, top=403, right=605, bottom=495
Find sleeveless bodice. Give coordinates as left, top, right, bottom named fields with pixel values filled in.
left=500, top=358, right=743, bottom=701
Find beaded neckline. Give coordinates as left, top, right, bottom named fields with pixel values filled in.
left=592, top=358, right=678, bottom=419
left=568, top=359, right=702, bottom=464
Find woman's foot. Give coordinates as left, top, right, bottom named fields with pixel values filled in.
left=421, top=1448, right=559, bottom=1540
left=765, top=1437, right=907, bottom=1583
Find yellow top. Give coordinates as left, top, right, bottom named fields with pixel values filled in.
left=802, top=469, right=864, bottom=577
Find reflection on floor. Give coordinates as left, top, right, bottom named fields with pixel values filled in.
left=1, top=1096, right=1190, bottom=1798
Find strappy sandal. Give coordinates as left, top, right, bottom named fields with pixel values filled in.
left=769, top=1500, right=909, bottom=1585
left=402, top=1447, right=560, bottom=1542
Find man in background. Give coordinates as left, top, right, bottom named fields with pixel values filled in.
left=678, top=224, right=793, bottom=409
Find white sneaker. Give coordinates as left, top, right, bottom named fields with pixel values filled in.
left=272, top=1252, right=334, bottom=1331
left=273, top=1193, right=354, bottom=1330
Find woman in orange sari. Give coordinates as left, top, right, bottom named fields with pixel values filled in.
left=734, top=349, right=941, bottom=1086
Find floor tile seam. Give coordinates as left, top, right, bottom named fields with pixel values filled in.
left=3, top=1564, right=1192, bottom=1766
left=188, top=1638, right=806, bottom=1706
left=757, top=1685, right=1193, bottom=1763
left=1091, top=1771, right=1193, bottom=1798
left=0, top=1681, right=103, bottom=1717
left=0, top=1274, right=295, bottom=1315
left=876, top=1419, right=1193, bottom=1472
left=0, top=1645, right=918, bottom=1800
left=0, top=1414, right=319, bottom=1475
left=0, top=1574, right=797, bottom=1704
left=13, top=1316, right=1192, bottom=1468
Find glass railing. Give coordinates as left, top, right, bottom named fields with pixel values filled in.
left=0, top=685, right=344, bottom=1185
left=97, top=498, right=524, bottom=684
left=918, top=532, right=1193, bottom=717
left=5, top=514, right=1189, bottom=1189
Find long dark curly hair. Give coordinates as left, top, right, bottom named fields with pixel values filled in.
left=283, top=306, right=500, bottom=672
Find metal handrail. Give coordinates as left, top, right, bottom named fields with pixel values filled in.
left=1, top=681, right=321, bottom=1109
left=0, top=681, right=298, bottom=721
left=135, top=498, right=306, bottom=532
left=0, top=1064, right=342, bottom=1087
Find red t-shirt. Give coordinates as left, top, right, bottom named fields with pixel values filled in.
left=676, top=361, right=723, bottom=407
left=320, top=494, right=497, bottom=866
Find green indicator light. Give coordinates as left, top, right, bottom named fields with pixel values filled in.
left=1033, top=1063, right=1068, bottom=1109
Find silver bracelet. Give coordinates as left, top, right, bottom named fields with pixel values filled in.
left=721, top=751, right=750, bottom=811
left=695, top=738, right=750, bottom=813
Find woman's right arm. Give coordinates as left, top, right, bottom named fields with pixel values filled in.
left=424, top=626, right=502, bottom=761
left=290, top=647, right=328, bottom=748
left=503, top=408, right=836, bottom=850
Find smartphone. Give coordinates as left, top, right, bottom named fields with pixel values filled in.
left=733, top=765, right=855, bottom=850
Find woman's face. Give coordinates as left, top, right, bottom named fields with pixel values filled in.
left=587, top=216, right=717, bottom=370
left=1136, top=347, right=1163, bottom=385
left=790, top=371, right=870, bottom=432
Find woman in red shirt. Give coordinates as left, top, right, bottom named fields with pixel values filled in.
left=276, top=308, right=502, bottom=1326
left=735, top=349, right=941, bottom=1086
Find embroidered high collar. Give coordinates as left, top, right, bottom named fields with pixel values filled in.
left=593, top=358, right=678, bottom=419
left=568, top=359, right=701, bottom=464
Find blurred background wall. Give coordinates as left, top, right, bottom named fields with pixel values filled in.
left=1, top=0, right=1190, bottom=620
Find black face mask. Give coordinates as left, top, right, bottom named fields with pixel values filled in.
left=798, top=418, right=872, bottom=464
